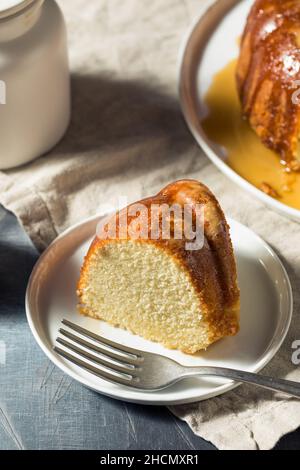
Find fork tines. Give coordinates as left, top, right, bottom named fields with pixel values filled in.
left=54, top=319, right=143, bottom=387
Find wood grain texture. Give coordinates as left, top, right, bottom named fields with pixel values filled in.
left=0, top=205, right=299, bottom=450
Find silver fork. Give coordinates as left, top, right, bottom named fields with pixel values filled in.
left=54, top=319, right=300, bottom=398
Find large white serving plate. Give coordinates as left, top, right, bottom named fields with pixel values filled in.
left=25, top=214, right=293, bottom=405
left=179, top=0, right=300, bottom=223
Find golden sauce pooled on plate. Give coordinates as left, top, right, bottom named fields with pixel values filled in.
left=202, top=59, right=300, bottom=211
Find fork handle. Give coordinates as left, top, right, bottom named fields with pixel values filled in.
left=183, top=366, right=300, bottom=398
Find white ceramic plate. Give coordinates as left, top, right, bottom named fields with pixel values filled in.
left=25, top=214, right=293, bottom=405
left=178, top=0, right=300, bottom=223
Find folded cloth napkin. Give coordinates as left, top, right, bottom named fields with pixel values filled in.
left=1, top=0, right=300, bottom=450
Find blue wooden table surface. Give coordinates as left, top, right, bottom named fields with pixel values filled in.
left=0, top=204, right=299, bottom=450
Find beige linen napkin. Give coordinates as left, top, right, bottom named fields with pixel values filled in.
left=1, top=0, right=300, bottom=450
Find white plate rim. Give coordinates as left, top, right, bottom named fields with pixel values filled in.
left=178, top=0, right=300, bottom=223
left=25, top=213, right=293, bottom=405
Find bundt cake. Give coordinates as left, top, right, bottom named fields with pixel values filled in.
left=77, top=180, right=240, bottom=354
left=237, top=0, right=300, bottom=171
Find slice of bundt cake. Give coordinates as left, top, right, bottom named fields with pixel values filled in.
left=237, top=0, right=300, bottom=171
left=77, top=180, right=240, bottom=354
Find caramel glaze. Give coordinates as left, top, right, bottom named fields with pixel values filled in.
left=202, top=59, right=300, bottom=210
left=78, top=180, right=240, bottom=344
left=237, top=0, right=300, bottom=169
